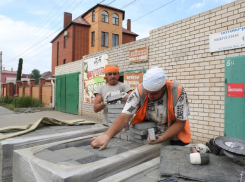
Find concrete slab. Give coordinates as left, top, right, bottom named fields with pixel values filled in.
left=13, top=134, right=161, bottom=182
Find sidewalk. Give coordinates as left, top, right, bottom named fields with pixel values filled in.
left=0, top=106, right=102, bottom=128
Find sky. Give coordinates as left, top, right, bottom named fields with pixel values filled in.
left=0, top=0, right=235, bottom=74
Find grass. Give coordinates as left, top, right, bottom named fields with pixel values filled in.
left=0, top=96, right=43, bottom=110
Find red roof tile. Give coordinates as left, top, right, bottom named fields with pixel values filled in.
left=122, top=28, right=138, bottom=36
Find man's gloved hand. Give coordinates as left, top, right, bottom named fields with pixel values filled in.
left=121, top=92, right=129, bottom=102
left=104, top=92, right=111, bottom=105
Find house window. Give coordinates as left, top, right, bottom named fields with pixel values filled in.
left=91, top=31, right=95, bottom=47
left=57, top=42, right=59, bottom=66
left=64, top=36, right=67, bottom=48
left=102, top=11, right=108, bottom=23
left=101, top=32, right=108, bottom=47
left=63, top=59, right=66, bottom=64
left=112, top=34, right=119, bottom=47
left=92, top=11, right=95, bottom=22
left=112, top=13, right=119, bottom=25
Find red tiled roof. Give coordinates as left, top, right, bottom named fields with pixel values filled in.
left=41, top=71, right=52, bottom=79
left=72, top=16, right=90, bottom=26
left=122, top=28, right=138, bottom=36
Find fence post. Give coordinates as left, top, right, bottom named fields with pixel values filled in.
left=29, top=79, right=36, bottom=98
left=16, top=81, right=22, bottom=97
left=22, top=81, right=28, bottom=97
left=39, top=77, right=45, bottom=103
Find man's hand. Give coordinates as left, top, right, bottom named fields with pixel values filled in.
left=147, top=134, right=163, bottom=144
left=121, top=92, right=129, bottom=102
left=91, top=134, right=110, bottom=151
left=104, top=92, right=111, bottom=105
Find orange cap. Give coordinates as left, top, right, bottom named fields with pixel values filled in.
left=105, top=63, right=119, bottom=74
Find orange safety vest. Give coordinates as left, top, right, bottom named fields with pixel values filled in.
left=130, top=79, right=191, bottom=144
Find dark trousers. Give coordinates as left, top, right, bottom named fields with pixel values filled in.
left=170, top=140, right=189, bottom=146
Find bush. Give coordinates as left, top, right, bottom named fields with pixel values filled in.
left=16, top=96, right=43, bottom=108
left=1, top=96, right=14, bottom=104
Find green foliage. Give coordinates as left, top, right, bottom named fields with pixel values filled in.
left=16, top=96, right=43, bottom=108
left=0, top=96, right=14, bottom=104
left=30, top=69, right=41, bottom=85
left=16, top=58, right=23, bottom=81
left=0, top=96, right=43, bottom=108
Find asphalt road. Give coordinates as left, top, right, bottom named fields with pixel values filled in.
left=0, top=106, right=101, bottom=128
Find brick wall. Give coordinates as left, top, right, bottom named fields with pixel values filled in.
left=32, top=86, right=39, bottom=99
left=55, top=0, right=245, bottom=143
left=18, top=87, right=23, bottom=97
left=147, top=0, right=245, bottom=143
left=25, top=86, right=30, bottom=97
left=122, top=33, right=136, bottom=44
left=42, top=85, right=52, bottom=106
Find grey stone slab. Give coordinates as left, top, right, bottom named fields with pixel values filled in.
left=108, top=108, right=123, bottom=114
left=107, top=104, right=125, bottom=109
left=120, top=131, right=134, bottom=141
left=134, top=138, right=144, bottom=144
left=113, top=133, right=121, bottom=139
left=35, top=149, right=63, bottom=160
left=54, top=147, right=83, bottom=156
left=65, top=160, right=81, bottom=165
left=48, top=144, right=67, bottom=151
left=122, top=143, right=142, bottom=150
left=90, top=146, right=128, bottom=158
left=132, top=122, right=156, bottom=130
left=108, top=113, right=120, bottom=118
left=148, top=128, right=156, bottom=141
left=48, top=155, right=70, bottom=164
left=107, top=93, right=124, bottom=103
left=13, top=136, right=162, bottom=182
left=133, top=133, right=147, bottom=140
left=145, top=169, right=159, bottom=178
left=67, top=149, right=96, bottom=161
left=129, top=127, right=148, bottom=135
left=134, top=176, right=157, bottom=182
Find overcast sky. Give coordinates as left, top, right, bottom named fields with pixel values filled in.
left=0, top=0, right=234, bottom=74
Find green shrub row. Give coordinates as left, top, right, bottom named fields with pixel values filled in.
left=0, top=96, right=43, bottom=108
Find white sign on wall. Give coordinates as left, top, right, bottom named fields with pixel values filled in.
left=209, top=26, right=245, bottom=52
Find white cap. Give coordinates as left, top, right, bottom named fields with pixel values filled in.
left=143, top=66, right=167, bottom=91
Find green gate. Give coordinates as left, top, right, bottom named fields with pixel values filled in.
left=55, top=72, right=80, bottom=114
left=225, top=55, right=245, bottom=141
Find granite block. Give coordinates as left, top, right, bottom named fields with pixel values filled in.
left=107, top=104, right=125, bottom=109
left=133, top=134, right=147, bottom=140
left=148, top=128, right=156, bottom=141
left=107, top=93, right=124, bottom=103
left=129, top=127, right=148, bottom=135
left=132, top=122, right=156, bottom=130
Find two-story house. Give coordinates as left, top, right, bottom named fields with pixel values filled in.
left=50, top=4, right=138, bottom=74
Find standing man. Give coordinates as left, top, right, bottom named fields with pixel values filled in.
left=94, top=63, right=132, bottom=126
left=91, top=66, right=191, bottom=150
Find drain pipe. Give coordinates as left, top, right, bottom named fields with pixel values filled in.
left=51, top=77, right=55, bottom=109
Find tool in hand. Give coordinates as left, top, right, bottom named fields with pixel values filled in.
left=190, top=147, right=210, bottom=165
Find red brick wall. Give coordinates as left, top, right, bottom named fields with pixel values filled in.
left=122, top=33, right=136, bottom=44
left=51, top=25, right=90, bottom=75
left=74, top=25, right=89, bottom=61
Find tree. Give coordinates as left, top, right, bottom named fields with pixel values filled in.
left=16, top=58, right=23, bottom=81
left=30, top=69, right=41, bottom=85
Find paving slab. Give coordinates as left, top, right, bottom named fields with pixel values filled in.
left=13, top=134, right=161, bottom=182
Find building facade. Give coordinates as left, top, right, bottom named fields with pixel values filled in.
left=51, top=4, right=138, bottom=74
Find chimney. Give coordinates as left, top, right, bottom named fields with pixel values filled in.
left=127, top=19, right=131, bottom=31
left=64, top=12, right=72, bottom=29
left=3, top=67, right=5, bottom=71
left=11, top=68, right=13, bottom=71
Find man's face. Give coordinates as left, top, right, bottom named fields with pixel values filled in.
left=144, top=86, right=166, bottom=101
left=106, top=72, right=119, bottom=85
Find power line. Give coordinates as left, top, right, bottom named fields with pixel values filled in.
left=4, top=0, right=175, bottom=72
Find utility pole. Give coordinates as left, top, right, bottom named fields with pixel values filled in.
left=0, top=51, right=2, bottom=97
